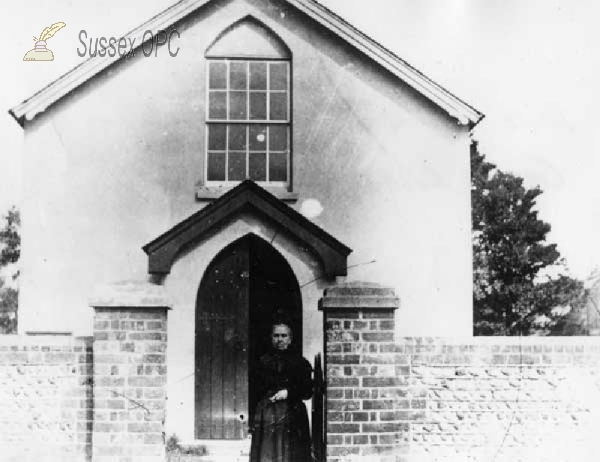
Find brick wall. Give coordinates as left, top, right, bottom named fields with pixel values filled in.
left=323, top=283, right=600, bottom=462
left=0, top=335, right=93, bottom=462
left=92, top=307, right=168, bottom=462
left=4, top=281, right=600, bottom=462
left=327, top=334, right=600, bottom=461
left=0, top=283, right=169, bottom=462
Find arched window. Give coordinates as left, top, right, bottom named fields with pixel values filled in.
left=205, top=18, right=291, bottom=187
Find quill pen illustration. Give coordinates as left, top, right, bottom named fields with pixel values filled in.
left=34, top=22, right=66, bottom=42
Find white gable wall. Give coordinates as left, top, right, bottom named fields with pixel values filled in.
left=19, top=0, right=473, bottom=337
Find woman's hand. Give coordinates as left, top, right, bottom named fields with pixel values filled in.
left=270, top=389, right=288, bottom=402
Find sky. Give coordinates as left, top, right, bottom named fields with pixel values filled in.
left=1, top=0, right=599, bottom=279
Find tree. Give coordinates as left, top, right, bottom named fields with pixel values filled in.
left=0, top=207, right=20, bottom=334
left=471, top=142, right=586, bottom=335
left=550, top=269, right=600, bottom=335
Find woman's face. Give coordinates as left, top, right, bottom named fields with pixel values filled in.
left=271, top=324, right=292, bottom=351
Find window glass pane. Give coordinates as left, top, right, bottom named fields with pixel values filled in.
left=250, top=62, right=267, bottom=90
left=270, top=63, right=288, bottom=91
left=249, top=92, right=267, bottom=120
left=269, top=126, right=287, bottom=151
left=209, top=62, right=227, bottom=89
left=230, top=62, right=247, bottom=90
left=269, top=152, right=287, bottom=182
left=208, top=124, right=227, bottom=150
left=228, top=152, right=246, bottom=181
left=249, top=125, right=267, bottom=150
left=209, top=91, right=227, bottom=119
left=269, top=93, right=288, bottom=121
left=229, top=125, right=247, bottom=151
left=208, top=60, right=291, bottom=185
left=208, top=152, right=226, bottom=181
left=249, top=152, right=267, bottom=181
left=229, top=91, right=247, bottom=120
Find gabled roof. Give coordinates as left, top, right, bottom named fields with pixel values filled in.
left=143, top=180, right=352, bottom=276
left=9, top=0, right=483, bottom=127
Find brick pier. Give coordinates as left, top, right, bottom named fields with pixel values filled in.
left=90, top=282, right=170, bottom=462
left=321, top=282, right=401, bottom=462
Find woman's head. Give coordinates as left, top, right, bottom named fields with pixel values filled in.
left=271, top=322, right=293, bottom=351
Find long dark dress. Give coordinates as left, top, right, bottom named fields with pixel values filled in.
left=250, top=349, right=313, bottom=462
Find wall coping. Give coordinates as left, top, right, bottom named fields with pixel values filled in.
left=319, top=281, right=400, bottom=310
left=89, top=281, right=172, bottom=309
left=0, top=334, right=92, bottom=347
left=395, top=336, right=600, bottom=345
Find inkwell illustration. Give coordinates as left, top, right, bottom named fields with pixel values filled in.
left=23, top=22, right=66, bottom=61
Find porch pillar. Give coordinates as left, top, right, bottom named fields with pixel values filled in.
left=90, top=282, right=170, bottom=462
left=320, top=282, right=401, bottom=462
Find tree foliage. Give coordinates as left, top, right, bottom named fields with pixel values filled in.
left=551, top=270, right=600, bottom=335
left=471, top=142, right=586, bottom=335
left=0, top=207, right=20, bottom=334
left=0, top=207, right=20, bottom=266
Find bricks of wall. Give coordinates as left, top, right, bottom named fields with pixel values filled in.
left=92, top=307, right=168, bottom=462
left=321, top=282, right=401, bottom=462
left=0, top=335, right=93, bottom=462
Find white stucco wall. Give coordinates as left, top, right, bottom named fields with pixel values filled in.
left=19, top=0, right=473, bottom=339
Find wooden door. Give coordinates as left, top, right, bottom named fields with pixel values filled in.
left=195, top=235, right=302, bottom=440
left=195, top=241, right=250, bottom=439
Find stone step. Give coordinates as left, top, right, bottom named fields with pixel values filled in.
left=167, top=456, right=249, bottom=462
left=168, top=439, right=251, bottom=462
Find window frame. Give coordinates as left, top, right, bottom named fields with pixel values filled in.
left=205, top=58, right=292, bottom=188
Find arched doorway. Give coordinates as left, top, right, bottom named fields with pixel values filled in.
left=194, top=234, right=302, bottom=440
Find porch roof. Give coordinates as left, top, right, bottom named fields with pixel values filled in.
left=143, top=180, right=352, bottom=276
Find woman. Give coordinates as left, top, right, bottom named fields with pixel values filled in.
left=250, top=322, right=313, bottom=462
